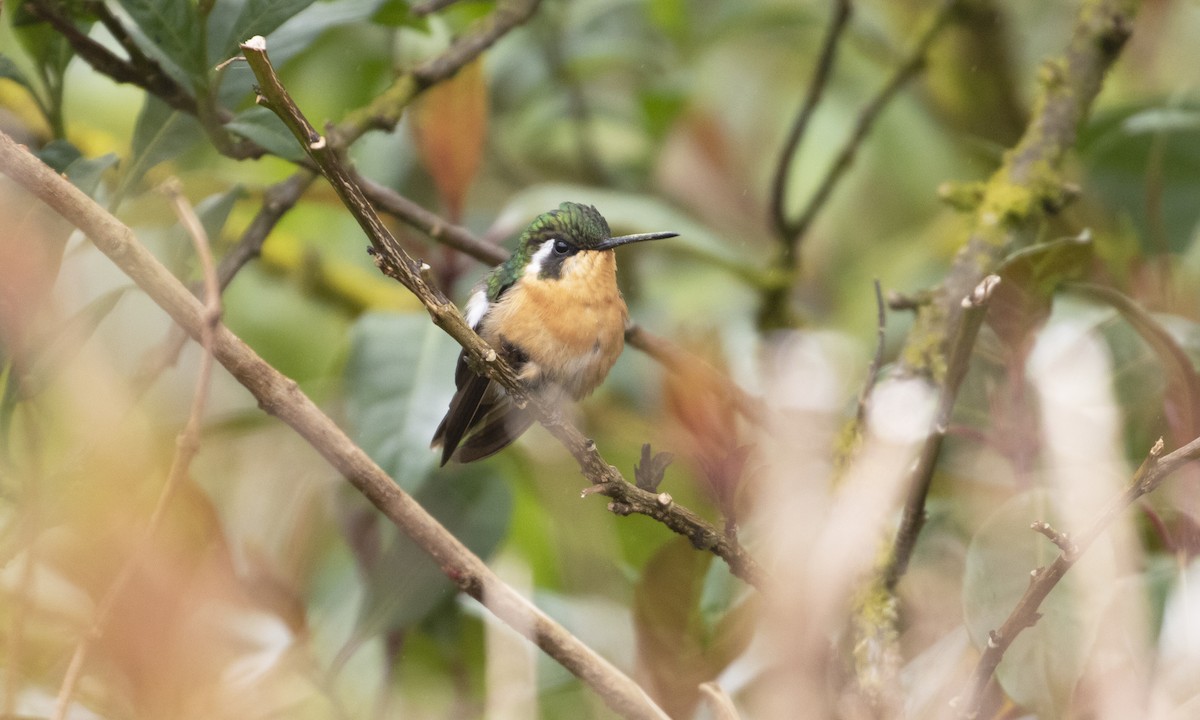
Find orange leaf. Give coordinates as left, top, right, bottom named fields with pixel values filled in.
left=411, top=59, right=488, bottom=221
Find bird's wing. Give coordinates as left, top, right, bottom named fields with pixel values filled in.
left=430, top=349, right=492, bottom=466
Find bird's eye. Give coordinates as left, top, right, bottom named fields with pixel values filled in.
left=552, top=240, right=571, bottom=255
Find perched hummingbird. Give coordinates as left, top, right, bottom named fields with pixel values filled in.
left=431, top=202, right=676, bottom=465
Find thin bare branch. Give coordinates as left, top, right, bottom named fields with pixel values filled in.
left=956, top=436, right=1198, bottom=719
left=786, top=0, right=959, bottom=245
left=855, top=278, right=887, bottom=425
left=0, top=129, right=672, bottom=720
left=769, top=0, right=852, bottom=244
left=52, top=180, right=222, bottom=720
left=135, top=171, right=315, bottom=390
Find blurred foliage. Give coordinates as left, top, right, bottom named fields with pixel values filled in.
left=3, top=0, right=1200, bottom=718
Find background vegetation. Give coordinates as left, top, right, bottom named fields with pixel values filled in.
left=2, top=0, right=1200, bottom=718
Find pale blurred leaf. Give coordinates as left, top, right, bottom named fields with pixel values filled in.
left=963, top=490, right=1111, bottom=717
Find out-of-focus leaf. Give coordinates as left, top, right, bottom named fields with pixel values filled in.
left=124, top=97, right=202, bottom=195
left=0, top=54, right=36, bottom=94
left=988, top=233, right=1093, bottom=351
left=963, top=490, right=1111, bottom=718
left=35, top=139, right=82, bottom=173
left=372, top=0, right=424, bottom=27
left=639, top=85, right=687, bottom=141
left=633, top=537, right=756, bottom=718
left=345, top=312, right=460, bottom=494
left=63, top=153, right=119, bottom=198
left=114, top=0, right=205, bottom=77
left=166, top=187, right=245, bottom=259
left=13, top=287, right=131, bottom=402
left=11, top=2, right=88, bottom=87
left=349, top=463, right=511, bottom=641
left=225, top=106, right=307, bottom=162
left=1080, top=103, right=1200, bottom=255
left=411, top=58, right=488, bottom=220
left=1070, top=282, right=1200, bottom=441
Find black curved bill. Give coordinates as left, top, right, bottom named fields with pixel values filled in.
left=594, top=231, right=678, bottom=251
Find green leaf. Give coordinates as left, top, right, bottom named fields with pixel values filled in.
left=114, top=0, right=205, bottom=77
left=61, top=153, right=120, bottom=199
left=633, top=537, right=756, bottom=718
left=1080, top=102, right=1200, bottom=255
left=224, top=106, right=307, bottom=162
left=0, top=54, right=36, bottom=94
left=265, top=0, right=392, bottom=63
left=963, top=490, right=1112, bottom=717
left=207, top=0, right=318, bottom=64
left=121, top=97, right=201, bottom=198
left=35, top=139, right=82, bottom=173
left=344, top=312, right=461, bottom=494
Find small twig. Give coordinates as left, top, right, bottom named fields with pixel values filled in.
left=956, top=436, right=1196, bottom=719
left=885, top=274, right=1000, bottom=591
left=1029, top=520, right=1078, bottom=558
left=51, top=180, right=221, bottom=720
left=855, top=278, right=887, bottom=425
left=699, top=682, right=743, bottom=720
left=769, top=0, right=852, bottom=245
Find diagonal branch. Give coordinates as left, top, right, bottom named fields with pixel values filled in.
left=955, top=435, right=1200, bottom=719
left=240, top=36, right=769, bottom=589
left=0, top=129, right=671, bottom=720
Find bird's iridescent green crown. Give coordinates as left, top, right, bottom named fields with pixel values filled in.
left=519, top=202, right=612, bottom=250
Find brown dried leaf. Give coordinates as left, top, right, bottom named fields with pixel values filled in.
left=410, top=58, right=488, bottom=221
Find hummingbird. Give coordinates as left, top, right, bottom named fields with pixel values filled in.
left=431, top=202, right=677, bottom=465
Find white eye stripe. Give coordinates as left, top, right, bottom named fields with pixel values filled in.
left=524, top=239, right=558, bottom=277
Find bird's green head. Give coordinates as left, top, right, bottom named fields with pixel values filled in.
left=508, top=202, right=676, bottom=282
